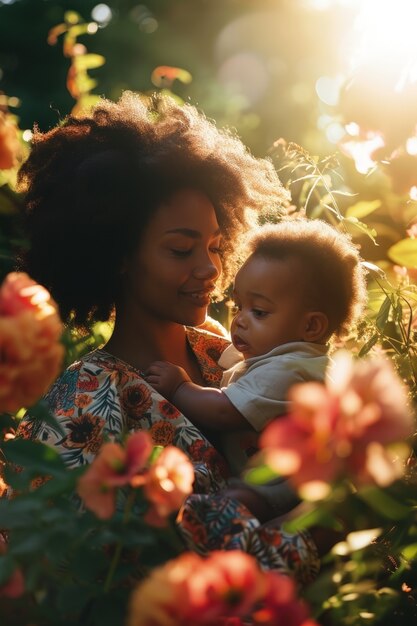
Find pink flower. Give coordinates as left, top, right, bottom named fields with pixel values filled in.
left=77, top=431, right=152, bottom=519
left=0, top=539, right=24, bottom=599
left=260, top=352, right=414, bottom=496
left=127, top=551, right=316, bottom=626
left=133, top=446, right=194, bottom=527
left=0, top=272, right=64, bottom=412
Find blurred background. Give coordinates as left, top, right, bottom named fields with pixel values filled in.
left=0, top=0, right=411, bottom=154
left=2, top=0, right=417, bottom=267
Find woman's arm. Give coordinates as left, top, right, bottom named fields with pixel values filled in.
left=146, top=360, right=249, bottom=430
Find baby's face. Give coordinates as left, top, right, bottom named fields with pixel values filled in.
left=230, top=255, right=310, bottom=359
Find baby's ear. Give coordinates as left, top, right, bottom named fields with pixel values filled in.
left=301, top=312, right=329, bottom=342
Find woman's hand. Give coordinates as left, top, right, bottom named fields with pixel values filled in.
left=145, top=361, right=191, bottom=400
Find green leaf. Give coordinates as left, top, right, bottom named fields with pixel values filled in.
left=0, top=554, right=14, bottom=586
left=402, top=542, right=417, bottom=560
left=243, top=464, right=279, bottom=485
left=346, top=199, right=381, bottom=219
left=388, top=238, right=417, bottom=268
left=358, top=334, right=379, bottom=357
left=358, top=486, right=411, bottom=520
left=9, top=532, right=47, bottom=557
left=74, top=53, right=106, bottom=71
left=342, top=216, right=378, bottom=243
left=362, top=261, right=386, bottom=278
left=56, top=584, right=95, bottom=614
left=376, top=296, right=391, bottom=331
left=26, top=399, right=65, bottom=437
left=283, top=505, right=341, bottom=533
left=3, top=438, right=66, bottom=474
left=64, top=10, right=81, bottom=25
left=90, top=589, right=130, bottom=626
left=0, top=497, right=44, bottom=528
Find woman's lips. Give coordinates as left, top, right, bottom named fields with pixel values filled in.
left=232, top=335, right=250, bottom=353
left=181, top=288, right=213, bottom=306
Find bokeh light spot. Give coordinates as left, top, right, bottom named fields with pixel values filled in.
left=406, top=136, right=417, bottom=155
left=218, top=52, right=269, bottom=107
left=91, top=4, right=112, bottom=26
left=316, top=76, right=342, bottom=106
left=326, top=122, right=345, bottom=144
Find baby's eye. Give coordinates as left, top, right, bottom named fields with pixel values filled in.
left=252, top=309, right=268, bottom=319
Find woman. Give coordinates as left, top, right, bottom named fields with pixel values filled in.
left=16, top=91, right=319, bottom=582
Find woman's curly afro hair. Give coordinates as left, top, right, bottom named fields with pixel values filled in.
left=17, top=91, right=288, bottom=327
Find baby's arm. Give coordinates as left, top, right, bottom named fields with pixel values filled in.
left=146, top=361, right=249, bottom=430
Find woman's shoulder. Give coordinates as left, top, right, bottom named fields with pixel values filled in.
left=186, top=325, right=230, bottom=356
left=44, top=349, right=141, bottom=412
left=186, top=324, right=231, bottom=387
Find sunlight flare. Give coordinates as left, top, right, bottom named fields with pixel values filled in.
left=351, top=0, right=417, bottom=89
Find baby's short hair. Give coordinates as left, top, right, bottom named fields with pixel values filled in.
left=247, top=219, right=367, bottom=338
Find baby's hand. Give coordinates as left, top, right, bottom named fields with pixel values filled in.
left=145, top=361, right=190, bottom=400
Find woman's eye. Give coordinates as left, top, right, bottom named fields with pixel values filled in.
left=252, top=309, right=268, bottom=319
left=209, top=246, right=222, bottom=254
left=171, top=249, right=192, bottom=257
left=231, top=304, right=240, bottom=315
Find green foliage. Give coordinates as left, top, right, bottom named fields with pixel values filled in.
left=0, top=438, right=183, bottom=626
left=1, top=5, right=417, bottom=624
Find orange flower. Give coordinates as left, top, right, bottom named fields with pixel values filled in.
left=77, top=431, right=152, bottom=519
left=0, top=540, right=24, bottom=599
left=0, top=112, right=21, bottom=170
left=191, top=551, right=266, bottom=622
left=127, top=551, right=316, bottom=626
left=65, top=413, right=104, bottom=454
left=0, top=473, right=7, bottom=497
left=138, top=446, right=194, bottom=527
left=252, top=571, right=316, bottom=626
left=74, top=393, right=92, bottom=408
left=0, top=272, right=64, bottom=413
left=158, top=399, right=181, bottom=420
left=261, top=351, right=414, bottom=497
left=121, top=382, right=152, bottom=419
left=150, top=420, right=175, bottom=446
left=127, top=552, right=198, bottom=626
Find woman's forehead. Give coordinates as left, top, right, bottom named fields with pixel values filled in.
left=149, top=188, right=220, bottom=235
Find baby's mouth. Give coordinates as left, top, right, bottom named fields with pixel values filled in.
left=232, top=335, right=250, bottom=353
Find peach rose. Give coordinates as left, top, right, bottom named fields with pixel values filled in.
left=0, top=112, right=21, bottom=170
left=127, top=551, right=316, bottom=626
left=261, top=351, right=414, bottom=497
left=134, top=446, right=194, bottom=527
left=0, top=272, right=64, bottom=412
left=77, top=431, right=152, bottom=519
left=0, top=539, right=24, bottom=599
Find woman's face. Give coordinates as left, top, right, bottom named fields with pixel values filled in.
left=123, top=188, right=222, bottom=327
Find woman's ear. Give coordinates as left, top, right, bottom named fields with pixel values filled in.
left=301, top=311, right=329, bottom=343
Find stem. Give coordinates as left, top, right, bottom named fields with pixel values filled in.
left=103, top=489, right=135, bottom=592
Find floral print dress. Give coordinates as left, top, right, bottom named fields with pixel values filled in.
left=18, top=326, right=319, bottom=584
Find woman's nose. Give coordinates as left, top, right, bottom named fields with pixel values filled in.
left=192, top=253, right=220, bottom=281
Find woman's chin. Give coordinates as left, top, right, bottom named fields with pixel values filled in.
left=179, top=311, right=207, bottom=328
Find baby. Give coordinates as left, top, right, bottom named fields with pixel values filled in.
left=147, top=219, right=367, bottom=482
